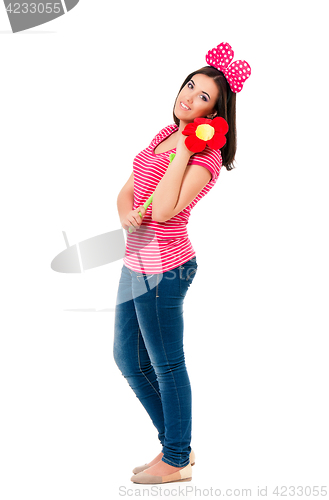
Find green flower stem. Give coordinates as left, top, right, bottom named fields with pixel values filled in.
left=128, top=153, right=176, bottom=233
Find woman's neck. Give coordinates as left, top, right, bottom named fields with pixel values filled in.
left=177, top=120, right=190, bottom=135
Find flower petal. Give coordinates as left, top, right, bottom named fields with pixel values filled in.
left=194, top=117, right=211, bottom=125
left=207, top=133, right=226, bottom=150
left=211, top=117, right=229, bottom=135
left=182, top=122, right=198, bottom=136
left=185, top=135, right=207, bottom=153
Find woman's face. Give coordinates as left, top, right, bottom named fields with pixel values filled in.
left=174, top=73, right=220, bottom=124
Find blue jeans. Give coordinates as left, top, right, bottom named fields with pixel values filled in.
left=113, top=256, right=198, bottom=467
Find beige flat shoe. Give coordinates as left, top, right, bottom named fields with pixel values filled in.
left=131, top=462, right=192, bottom=484
left=132, top=449, right=195, bottom=474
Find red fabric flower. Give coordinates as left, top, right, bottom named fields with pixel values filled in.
left=182, top=117, right=229, bottom=153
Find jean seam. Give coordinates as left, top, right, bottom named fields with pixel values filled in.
left=156, top=273, right=159, bottom=298
left=137, top=327, right=162, bottom=401
left=155, top=293, right=183, bottom=466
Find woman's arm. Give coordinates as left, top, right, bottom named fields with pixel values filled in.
left=117, top=172, right=134, bottom=224
left=159, top=164, right=211, bottom=221
left=151, top=135, right=211, bottom=222
left=152, top=135, right=193, bottom=222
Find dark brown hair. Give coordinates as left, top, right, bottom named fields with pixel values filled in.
left=173, top=66, right=237, bottom=170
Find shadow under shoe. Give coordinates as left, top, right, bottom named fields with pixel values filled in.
left=132, top=449, right=195, bottom=474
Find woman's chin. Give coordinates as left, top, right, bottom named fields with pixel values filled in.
left=175, top=107, right=192, bottom=120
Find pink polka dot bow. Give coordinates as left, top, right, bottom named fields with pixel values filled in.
left=205, top=42, right=251, bottom=93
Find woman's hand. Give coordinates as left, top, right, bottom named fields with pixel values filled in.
left=121, top=205, right=146, bottom=232
left=175, top=133, right=194, bottom=158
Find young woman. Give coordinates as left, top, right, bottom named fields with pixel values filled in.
left=113, top=43, right=251, bottom=485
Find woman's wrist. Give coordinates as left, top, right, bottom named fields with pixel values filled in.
left=175, top=133, right=194, bottom=158
left=176, top=144, right=194, bottom=160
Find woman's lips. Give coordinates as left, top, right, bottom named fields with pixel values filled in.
left=180, top=101, right=191, bottom=110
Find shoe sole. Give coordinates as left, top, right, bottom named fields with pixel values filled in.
left=164, top=477, right=192, bottom=483
left=133, top=461, right=195, bottom=474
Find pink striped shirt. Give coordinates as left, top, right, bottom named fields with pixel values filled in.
left=123, top=123, right=222, bottom=274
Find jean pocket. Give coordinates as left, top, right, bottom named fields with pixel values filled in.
left=179, top=259, right=198, bottom=297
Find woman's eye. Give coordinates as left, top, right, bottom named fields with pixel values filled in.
left=187, top=82, right=208, bottom=101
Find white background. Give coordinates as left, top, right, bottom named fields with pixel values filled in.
left=1, top=0, right=328, bottom=498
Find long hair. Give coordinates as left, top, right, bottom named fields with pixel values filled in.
left=173, top=66, right=237, bottom=170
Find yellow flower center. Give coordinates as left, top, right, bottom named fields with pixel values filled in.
left=195, top=124, right=215, bottom=141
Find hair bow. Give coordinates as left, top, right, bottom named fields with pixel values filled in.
left=205, top=42, right=251, bottom=93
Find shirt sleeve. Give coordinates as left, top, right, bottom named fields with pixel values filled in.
left=187, top=146, right=222, bottom=182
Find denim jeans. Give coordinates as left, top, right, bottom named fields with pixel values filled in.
left=113, top=256, right=198, bottom=467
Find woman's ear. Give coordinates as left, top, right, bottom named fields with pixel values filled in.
left=206, top=111, right=217, bottom=119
